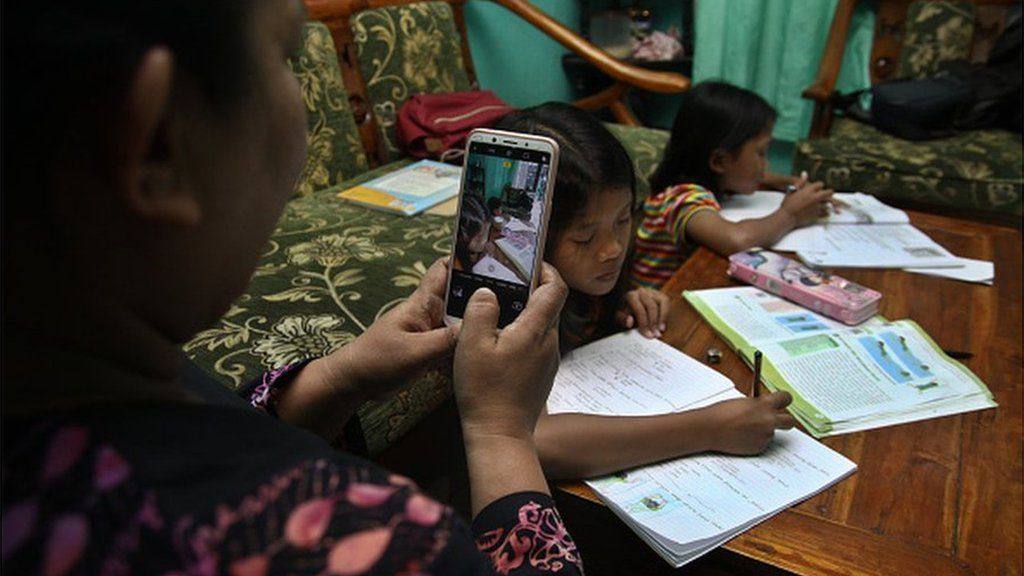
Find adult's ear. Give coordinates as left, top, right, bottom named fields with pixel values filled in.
left=708, top=148, right=729, bottom=176
left=115, top=47, right=202, bottom=227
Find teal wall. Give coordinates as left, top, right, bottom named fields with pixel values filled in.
left=464, top=1, right=686, bottom=127
left=463, top=0, right=580, bottom=107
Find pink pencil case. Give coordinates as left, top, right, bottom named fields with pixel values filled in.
left=727, top=249, right=882, bottom=325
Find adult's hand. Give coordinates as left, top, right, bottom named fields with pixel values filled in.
left=275, top=258, right=458, bottom=440
left=454, top=263, right=567, bottom=440
left=454, top=263, right=568, bottom=514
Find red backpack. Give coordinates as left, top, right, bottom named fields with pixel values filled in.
left=396, top=90, right=515, bottom=162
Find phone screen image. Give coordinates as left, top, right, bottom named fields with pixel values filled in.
left=447, top=141, right=551, bottom=327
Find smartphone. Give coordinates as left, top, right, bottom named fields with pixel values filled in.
left=444, top=128, right=559, bottom=328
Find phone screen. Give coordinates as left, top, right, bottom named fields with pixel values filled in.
left=447, top=140, right=552, bottom=327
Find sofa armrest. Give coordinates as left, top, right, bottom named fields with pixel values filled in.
left=803, top=0, right=859, bottom=137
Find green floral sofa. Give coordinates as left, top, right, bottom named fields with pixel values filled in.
left=794, top=0, right=1023, bottom=219
left=185, top=13, right=670, bottom=456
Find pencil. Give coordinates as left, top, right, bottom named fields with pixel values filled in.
left=752, top=350, right=763, bottom=398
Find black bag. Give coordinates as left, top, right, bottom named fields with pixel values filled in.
left=834, top=15, right=1022, bottom=141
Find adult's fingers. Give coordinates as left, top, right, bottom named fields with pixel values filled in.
left=460, top=288, right=500, bottom=346
left=410, top=324, right=460, bottom=362
left=510, top=263, right=568, bottom=337
left=764, top=390, right=793, bottom=410
left=413, top=257, right=450, bottom=302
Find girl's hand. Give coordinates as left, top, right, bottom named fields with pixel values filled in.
left=618, top=288, right=670, bottom=339
left=780, top=180, right=835, bottom=227
left=701, top=392, right=797, bottom=455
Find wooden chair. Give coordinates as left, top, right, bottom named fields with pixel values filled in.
left=795, top=0, right=1022, bottom=222
left=304, top=0, right=690, bottom=167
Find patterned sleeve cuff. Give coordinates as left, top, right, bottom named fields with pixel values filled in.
left=245, top=359, right=314, bottom=417
left=472, top=492, right=583, bottom=576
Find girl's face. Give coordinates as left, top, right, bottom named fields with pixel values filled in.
left=713, top=128, right=772, bottom=195
left=550, top=188, right=633, bottom=296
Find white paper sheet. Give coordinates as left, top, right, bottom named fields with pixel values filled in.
left=720, top=191, right=908, bottom=225
left=546, top=331, right=734, bottom=416
left=905, top=257, right=994, bottom=285
left=797, top=224, right=961, bottom=268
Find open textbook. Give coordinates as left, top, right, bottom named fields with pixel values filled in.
left=683, top=287, right=996, bottom=436
left=547, top=331, right=857, bottom=567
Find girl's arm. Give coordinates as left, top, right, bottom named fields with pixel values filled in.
left=685, top=182, right=834, bottom=257
left=535, top=393, right=796, bottom=480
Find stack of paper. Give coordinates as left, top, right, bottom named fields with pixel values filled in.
left=547, top=332, right=857, bottom=567
left=719, top=192, right=993, bottom=283
left=684, top=287, right=997, bottom=437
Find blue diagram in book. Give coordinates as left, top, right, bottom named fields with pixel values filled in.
left=774, top=313, right=830, bottom=333
left=855, top=331, right=935, bottom=386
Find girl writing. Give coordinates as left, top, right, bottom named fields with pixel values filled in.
left=494, top=103, right=796, bottom=479
left=633, top=81, right=836, bottom=289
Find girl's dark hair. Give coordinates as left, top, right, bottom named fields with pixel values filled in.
left=455, top=193, right=488, bottom=267
left=4, top=1, right=257, bottom=194
left=493, top=103, right=635, bottom=248
left=649, top=81, right=777, bottom=194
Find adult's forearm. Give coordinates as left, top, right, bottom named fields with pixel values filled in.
left=273, top=352, right=366, bottom=441
left=463, top=431, right=551, bottom=517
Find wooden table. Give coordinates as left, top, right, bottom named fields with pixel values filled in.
left=557, top=211, right=1022, bottom=575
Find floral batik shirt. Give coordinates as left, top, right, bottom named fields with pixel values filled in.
left=2, top=361, right=583, bottom=576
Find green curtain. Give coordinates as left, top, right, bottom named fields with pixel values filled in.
left=693, top=0, right=876, bottom=142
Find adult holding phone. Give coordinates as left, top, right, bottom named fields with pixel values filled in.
left=2, top=1, right=580, bottom=575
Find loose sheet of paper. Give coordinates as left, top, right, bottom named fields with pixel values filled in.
left=546, top=331, right=735, bottom=416
left=797, top=224, right=960, bottom=268
left=905, top=257, right=994, bottom=285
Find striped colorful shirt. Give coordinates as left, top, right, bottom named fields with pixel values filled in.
left=631, top=183, right=721, bottom=289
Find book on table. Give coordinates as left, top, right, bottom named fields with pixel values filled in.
left=336, top=159, right=461, bottom=216
left=719, top=192, right=974, bottom=271
left=546, top=331, right=857, bottom=567
left=683, top=286, right=997, bottom=437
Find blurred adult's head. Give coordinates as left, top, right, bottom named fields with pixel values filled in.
left=4, top=0, right=308, bottom=347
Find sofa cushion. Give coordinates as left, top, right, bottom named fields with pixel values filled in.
left=290, top=22, right=369, bottom=196
left=185, top=159, right=457, bottom=455
left=351, top=2, right=472, bottom=161
left=793, top=118, right=1023, bottom=216
left=897, top=1, right=975, bottom=80
left=603, top=123, right=670, bottom=206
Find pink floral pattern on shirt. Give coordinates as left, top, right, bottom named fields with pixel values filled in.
left=475, top=501, right=582, bottom=575
left=2, top=424, right=453, bottom=575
